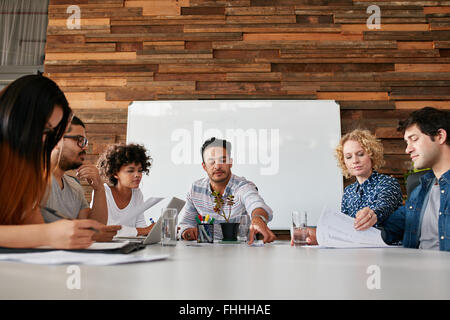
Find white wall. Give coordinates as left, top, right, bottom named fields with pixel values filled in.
left=127, top=100, right=343, bottom=229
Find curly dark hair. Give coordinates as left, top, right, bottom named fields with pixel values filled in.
left=97, top=143, right=152, bottom=186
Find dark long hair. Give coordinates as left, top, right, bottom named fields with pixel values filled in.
left=0, top=75, right=72, bottom=224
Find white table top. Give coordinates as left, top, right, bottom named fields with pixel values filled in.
left=1, top=241, right=449, bottom=300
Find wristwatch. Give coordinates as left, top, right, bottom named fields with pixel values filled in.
left=252, top=214, right=268, bottom=224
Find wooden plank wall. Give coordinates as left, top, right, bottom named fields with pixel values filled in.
left=44, top=0, right=450, bottom=201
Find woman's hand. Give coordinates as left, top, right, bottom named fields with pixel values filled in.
left=137, top=224, right=154, bottom=236
left=354, top=207, right=377, bottom=231
left=44, top=219, right=105, bottom=249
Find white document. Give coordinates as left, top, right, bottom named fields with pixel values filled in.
left=37, top=241, right=132, bottom=251
left=87, top=241, right=132, bottom=250
left=316, top=208, right=391, bottom=248
left=0, top=251, right=169, bottom=265
left=116, top=196, right=164, bottom=225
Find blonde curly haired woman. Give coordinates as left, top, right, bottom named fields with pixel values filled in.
left=336, top=129, right=402, bottom=231
left=291, top=128, right=404, bottom=246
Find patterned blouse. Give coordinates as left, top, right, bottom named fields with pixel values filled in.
left=341, top=171, right=403, bottom=226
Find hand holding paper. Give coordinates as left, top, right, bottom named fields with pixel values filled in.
left=316, top=208, right=391, bottom=248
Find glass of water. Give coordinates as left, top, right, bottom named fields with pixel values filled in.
left=161, top=208, right=178, bottom=246
left=292, top=211, right=308, bottom=247
left=237, top=214, right=250, bottom=242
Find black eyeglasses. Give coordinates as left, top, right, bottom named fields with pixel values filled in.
left=64, top=135, right=88, bottom=148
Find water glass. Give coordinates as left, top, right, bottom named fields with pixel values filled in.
left=161, top=208, right=178, bottom=246
left=237, top=214, right=250, bottom=242
left=292, top=211, right=308, bottom=246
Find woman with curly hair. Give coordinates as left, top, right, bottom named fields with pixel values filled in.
left=291, top=128, right=404, bottom=246
left=97, top=143, right=154, bottom=237
left=335, top=129, right=403, bottom=231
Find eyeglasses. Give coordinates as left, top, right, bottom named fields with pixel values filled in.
left=64, top=135, right=89, bottom=148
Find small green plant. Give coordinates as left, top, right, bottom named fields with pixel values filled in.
left=212, top=191, right=235, bottom=222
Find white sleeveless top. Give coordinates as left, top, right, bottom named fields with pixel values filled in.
left=93, top=184, right=147, bottom=237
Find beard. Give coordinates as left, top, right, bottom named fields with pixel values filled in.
left=209, top=170, right=231, bottom=184
left=58, top=151, right=86, bottom=171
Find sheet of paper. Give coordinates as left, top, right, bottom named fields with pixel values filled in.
left=316, top=208, right=391, bottom=248
left=37, top=241, right=133, bottom=250
left=87, top=241, right=131, bottom=250
left=115, top=197, right=164, bottom=225
left=248, top=240, right=265, bottom=247
left=0, top=251, right=169, bottom=265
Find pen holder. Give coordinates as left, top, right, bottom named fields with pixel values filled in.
left=197, top=224, right=214, bottom=243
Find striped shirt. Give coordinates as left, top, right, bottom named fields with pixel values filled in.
left=341, top=170, right=403, bottom=226
left=178, top=174, right=273, bottom=240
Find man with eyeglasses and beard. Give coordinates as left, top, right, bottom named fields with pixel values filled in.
left=42, top=116, right=120, bottom=240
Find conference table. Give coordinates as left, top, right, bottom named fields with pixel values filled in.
left=1, top=240, right=449, bottom=300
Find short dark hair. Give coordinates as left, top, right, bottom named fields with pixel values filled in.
left=201, top=137, right=231, bottom=163
left=71, top=115, right=85, bottom=128
left=97, top=143, right=152, bottom=186
left=398, top=107, right=450, bottom=145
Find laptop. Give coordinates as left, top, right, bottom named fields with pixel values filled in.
left=115, top=197, right=185, bottom=245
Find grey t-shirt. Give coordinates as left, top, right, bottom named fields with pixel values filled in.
left=41, top=175, right=90, bottom=223
left=419, top=180, right=441, bottom=250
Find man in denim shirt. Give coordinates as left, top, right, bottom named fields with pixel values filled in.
left=382, top=107, right=450, bottom=251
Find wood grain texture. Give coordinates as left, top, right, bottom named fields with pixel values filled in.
left=44, top=0, right=450, bottom=198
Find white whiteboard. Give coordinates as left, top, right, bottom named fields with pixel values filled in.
left=127, top=100, right=343, bottom=229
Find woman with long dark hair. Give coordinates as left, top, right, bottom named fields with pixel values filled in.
left=0, top=75, right=105, bottom=249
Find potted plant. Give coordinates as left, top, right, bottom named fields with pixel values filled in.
left=212, top=191, right=239, bottom=241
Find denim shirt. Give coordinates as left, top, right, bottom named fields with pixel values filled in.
left=341, top=171, right=403, bottom=226
left=382, top=170, right=450, bottom=251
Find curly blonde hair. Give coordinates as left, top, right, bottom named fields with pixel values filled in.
left=335, top=129, right=385, bottom=179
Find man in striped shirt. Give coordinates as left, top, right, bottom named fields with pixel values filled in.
left=178, top=137, right=276, bottom=244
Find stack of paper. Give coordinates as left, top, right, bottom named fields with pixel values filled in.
left=316, top=208, right=391, bottom=248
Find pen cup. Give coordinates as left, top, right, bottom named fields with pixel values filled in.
left=197, top=224, right=214, bottom=243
